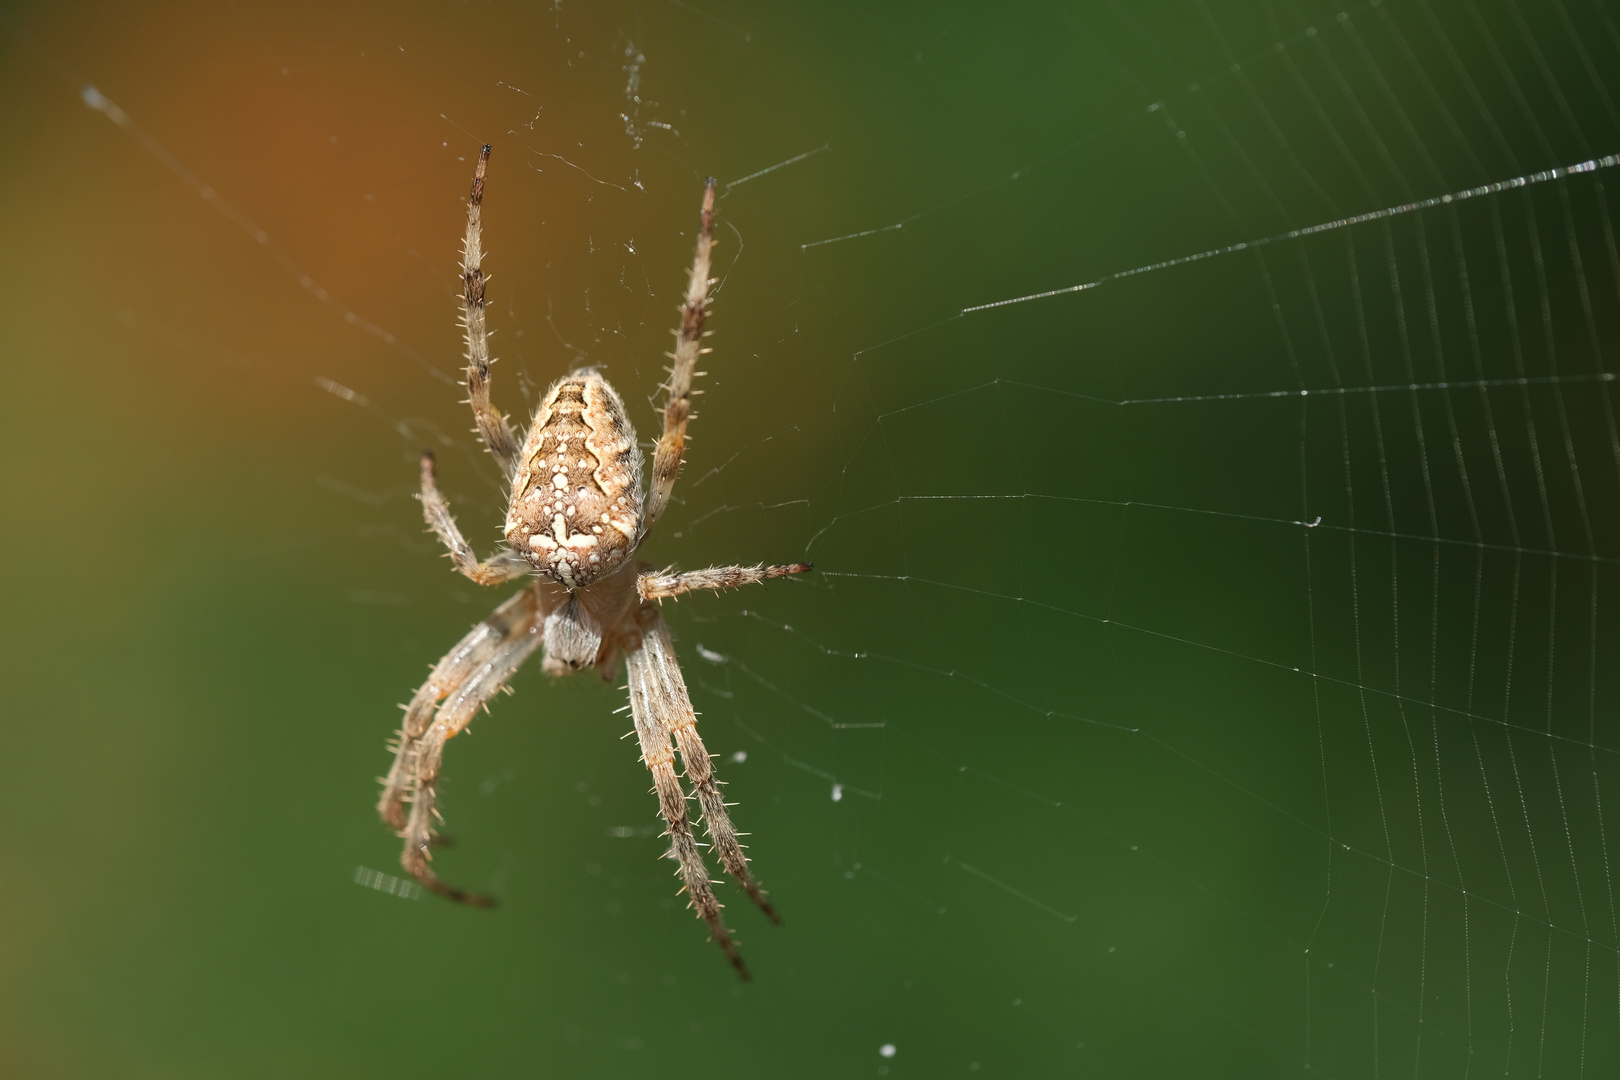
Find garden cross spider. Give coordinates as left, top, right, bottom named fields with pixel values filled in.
left=376, top=146, right=809, bottom=979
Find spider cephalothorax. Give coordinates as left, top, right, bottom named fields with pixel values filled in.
left=375, top=146, right=809, bottom=979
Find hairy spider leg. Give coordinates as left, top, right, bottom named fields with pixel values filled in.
left=627, top=617, right=752, bottom=979
left=637, top=562, right=813, bottom=603
left=633, top=616, right=781, bottom=927
left=400, top=591, right=545, bottom=906
left=643, top=178, right=716, bottom=534
left=375, top=582, right=541, bottom=829
left=461, top=144, right=521, bottom=481
left=419, top=450, right=532, bottom=586
left=378, top=584, right=544, bottom=832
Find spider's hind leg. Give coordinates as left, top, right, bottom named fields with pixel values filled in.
left=643, top=179, right=717, bottom=534
left=460, top=144, right=521, bottom=478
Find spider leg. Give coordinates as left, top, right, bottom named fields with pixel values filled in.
left=631, top=615, right=780, bottom=933
left=643, top=179, right=716, bottom=534
left=419, top=450, right=531, bottom=586
left=402, top=598, right=545, bottom=906
left=460, top=144, right=521, bottom=481
left=638, top=562, right=812, bottom=603
left=627, top=619, right=756, bottom=979
left=378, top=584, right=543, bottom=830
left=380, top=585, right=545, bottom=906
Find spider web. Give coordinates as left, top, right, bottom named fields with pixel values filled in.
left=9, top=0, right=1620, bottom=1077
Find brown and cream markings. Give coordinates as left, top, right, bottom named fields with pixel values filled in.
left=505, top=373, right=644, bottom=589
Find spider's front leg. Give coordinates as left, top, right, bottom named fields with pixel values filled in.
left=626, top=623, right=747, bottom=978
left=627, top=612, right=780, bottom=978
left=378, top=584, right=542, bottom=830
left=379, top=583, right=546, bottom=905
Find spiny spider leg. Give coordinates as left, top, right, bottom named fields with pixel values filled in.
left=644, top=178, right=717, bottom=533
left=627, top=619, right=751, bottom=979
left=633, top=615, right=780, bottom=928
left=461, top=144, right=521, bottom=481
left=638, top=562, right=813, bottom=603
left=419, top=450, right=531, bottom=586
left=401, top=589, right=546, bottom=906
left=378, top=584, right=544, bottom=831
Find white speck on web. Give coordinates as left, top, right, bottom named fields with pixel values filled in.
left=831, top=783, right=843, bottom=802
left=879, top=1044, right=896, bottom=1058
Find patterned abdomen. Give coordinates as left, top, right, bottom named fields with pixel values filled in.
left=505, top=371, right=644, bottom=587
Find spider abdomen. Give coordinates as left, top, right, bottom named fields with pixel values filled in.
left=505, top=370, right=645, bottom=587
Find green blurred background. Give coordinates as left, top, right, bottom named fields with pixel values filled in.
left=2, top=0, right=1618, bottom=1076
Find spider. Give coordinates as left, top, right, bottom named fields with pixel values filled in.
left=376, top=146, right=809, bottom=979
